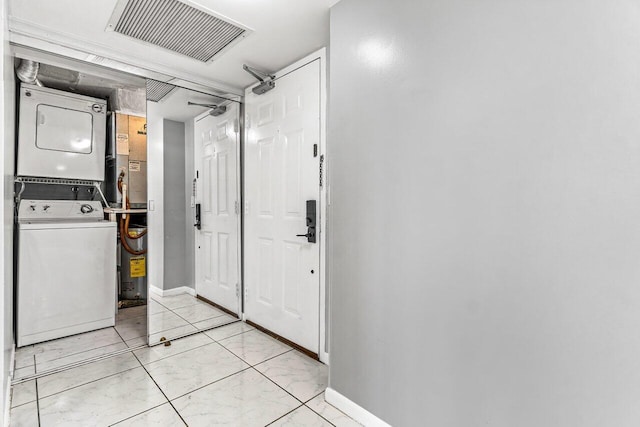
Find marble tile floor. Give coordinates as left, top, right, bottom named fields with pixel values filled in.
left=148, top=294, right=238, bottom=345
left=8, top=322, right=360, bottom=427
left=13, top=294, right=237, bottom=381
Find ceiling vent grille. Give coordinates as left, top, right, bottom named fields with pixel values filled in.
left=146, top=79, right=177, bottom=102
left=110, top=0, right=248, bottom=62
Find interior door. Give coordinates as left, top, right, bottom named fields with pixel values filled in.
left=244, top=60, right=321, bottom=353
left=194, top=103, right=240, bottom=314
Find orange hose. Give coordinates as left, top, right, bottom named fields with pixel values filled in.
left=120, top=218, right=146, bottom=255
left=117, top=171, right=147, bottom=254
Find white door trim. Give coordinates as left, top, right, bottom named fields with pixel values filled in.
left=244, top=48, right=328, bottom=364
left=193, top=106, right=243, bottom=316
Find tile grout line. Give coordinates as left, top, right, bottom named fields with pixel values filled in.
left=154, top=305, right=194, bottom=331
left=15, top=355, right=33, bottom=373
left=203, top=324, right=255, bottom=341
left=35, top=375, right=41, bottom=427
left=168, top=366, right=254, bottom=402
left=36, top=364, right=143, bottom=402
left=148, top=322, right=196, bottom=342
left=214, top=332, right=295, bottom=369
left=210, top=334, right=314, bottom=416
left=263, top=403, right=305, bottom=426
left=149, top=302, right=233, bottom=340
left=306, top=390, right=325, bottom=404
left=304, top=405, right=342, bottom=427
left=107, top=402, right=167, bottom=427
left=169, top=303, right=228, bottom=327
left=148, top=320, right=241, bottom=348
left=32, top=327, right=127, bottom=364
left=304, top=390, right=364, bottom=427
left=150, top=296, right=199, bottom=312
left=130, top=351, right=189, bottom=427
left=251, top=366, right=305, bottom=404
left=189, top=314, right=232, bottom=330
left=33, top=335, right=127, bottom=370
left=253, top=365, right=335, bottom=427
left=141, top=338, right=217, bottom=367
left=218, top=331, right=335, bottom=426
left=303, top=390, right=339, bottom=427
left=125, top=328, right=273, bottom=403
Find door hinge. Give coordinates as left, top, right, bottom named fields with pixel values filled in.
left=319, top=154, right=325, bottom=187
left=234, top=200, right=240, bottom=215
left=236, top=283, right=240, bottom=297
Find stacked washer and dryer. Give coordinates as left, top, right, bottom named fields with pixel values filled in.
left=15, top=84, right=117, bottom=347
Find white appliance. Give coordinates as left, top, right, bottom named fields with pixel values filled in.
left=17, top=200, right=117, bottom=347
left=17, top=84, right=107, bottom=181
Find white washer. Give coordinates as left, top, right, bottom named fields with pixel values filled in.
left=17, top=200, right=117, bottom=347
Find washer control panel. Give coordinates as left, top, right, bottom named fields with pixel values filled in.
left=18, top=200, right=104, bottom=221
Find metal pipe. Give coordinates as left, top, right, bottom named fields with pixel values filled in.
left=15, top=59, right=43, bottom=87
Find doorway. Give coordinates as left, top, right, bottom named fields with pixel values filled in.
left=194, top=49, right=328, bottom=360
left=193, top=103, right=242, bottom=315
left=244, top=51, right=327, bottom=360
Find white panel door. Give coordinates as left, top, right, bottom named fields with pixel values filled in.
left=194, top=103, right=240, bottom=314
left=245, top=60, right=321, bottom=353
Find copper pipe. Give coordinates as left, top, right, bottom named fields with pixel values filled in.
left=117, top=171, right=147, bottom=254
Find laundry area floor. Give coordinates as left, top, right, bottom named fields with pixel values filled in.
left=13, top=293, right=235, bottom=381
left=9, top=321, right=359, bottom=426
left=147, top=293, right=237, bottom=343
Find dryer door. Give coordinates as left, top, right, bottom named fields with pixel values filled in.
left=36, top=104, right=93, bottom=153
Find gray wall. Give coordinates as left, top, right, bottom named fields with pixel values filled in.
left=162, top=119, right=187, bottom=290
left=329, top=1, right=640, bottom=426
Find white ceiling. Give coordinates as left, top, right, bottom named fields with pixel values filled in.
left=8, top=0, right=335, bottom=94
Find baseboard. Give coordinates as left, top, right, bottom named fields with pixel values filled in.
left=149, top=285, right=196, bottom=297
left=325, top=387, right=391, bottom=427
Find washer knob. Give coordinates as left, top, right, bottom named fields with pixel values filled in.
left=80, top=204, right=94, bottom=214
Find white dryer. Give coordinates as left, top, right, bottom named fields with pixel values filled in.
left=17, top=200, right=117, bottom=347
left=17, top=84, right=107, bottom=181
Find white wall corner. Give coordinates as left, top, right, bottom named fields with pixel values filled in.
left=325, top=387, right=392, bottom=427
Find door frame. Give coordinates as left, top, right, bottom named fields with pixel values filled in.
left=193, top=103, right=243, bottom=317
left=243, top=48, right=328, bottom=364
